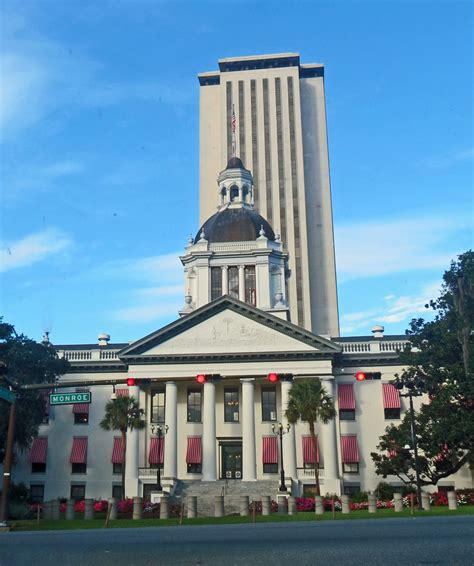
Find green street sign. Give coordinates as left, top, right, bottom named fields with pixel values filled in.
left=49, top=392, right=92, bottom=405
left=0, top=387, right=16, bottom=404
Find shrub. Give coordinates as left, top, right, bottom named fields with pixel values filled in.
left=350, top=491, right=368, bottom=503
left=375, top=482, right=395, bottom=501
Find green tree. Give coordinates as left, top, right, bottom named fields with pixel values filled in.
left=371, top=251, right=474, bottom=486
left=285, top=379, right=336, bottom=495
left=100, top=396, right=145, bottom=498
left=0, top=320, right=70, bottom=456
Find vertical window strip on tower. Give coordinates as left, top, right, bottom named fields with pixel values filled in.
left=250, top=79, right=259, bottom=209
left=238, top=80, right=246, bottom=164
left=226, top=81, right=233, bottom=160
left=287, top=76, right=304, bottom=325
left=228, top=266, right=239, bottom=299
left=211, top=267, right=223, bottom=300
left=244, top=266, right=256, bottom=306
left=262, top=78, right=273, bottom=224
left=275, top=77, right=287, bottom=247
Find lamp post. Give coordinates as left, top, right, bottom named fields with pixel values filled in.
left=393, top=375, right=425, bottom=511
left=151, top=424, right=168, bottom=492
left=272, top=422, right=290, bottom=492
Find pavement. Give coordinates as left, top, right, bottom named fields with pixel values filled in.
left=1, top=515, right=473, bottom=566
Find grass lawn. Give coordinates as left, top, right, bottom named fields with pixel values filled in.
left=12, top=505, right=474, bottom=532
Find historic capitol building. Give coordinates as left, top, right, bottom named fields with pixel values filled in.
left=12, top=53, right=472, bottom=502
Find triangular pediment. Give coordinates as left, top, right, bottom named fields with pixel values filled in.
left=119, top=296, right=340, bottom=360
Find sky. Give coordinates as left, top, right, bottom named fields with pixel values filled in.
left=0, top=0, right=472, bottom=345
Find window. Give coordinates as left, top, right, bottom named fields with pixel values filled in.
left=211, top=267, right=222, bottom=300
left=70, top=484, right=86, bottom=501
left=340, top=409, right=355, bottom=421
left=230, top=185, right=239, bottom=202
left=150, top=462, right=164, bottom=470
left=342, top=462, right=359, bottom=474
left=224, top=389, right=239, bottom=422
left=343, top=484, right=361, bottom=496
left=113, top=462, right=123, bottom=475
left=74, top=412, right=89, bottom=424
left=112, top=484, right=123, bottom=499
left=151, top=391, right=165, bottom=423
left=187, top=463, right=202, bottom=474
left=263, top=463, right=278, bottom=474
left=244, top=266, right=256, bottom=306
left=31, top=462, right=46, bottom=474
left=29, top=484, right=44, bottom=503
left=228, top=266, right=239, bottom=299
left=261, top=388, right=277, bottom=421
left=72, top=462, right=87, bottom=474
left=187, top=389, right=202, bottom=422
left=384, top=408, right=401, bottom=420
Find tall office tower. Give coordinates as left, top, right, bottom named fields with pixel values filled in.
left=198, top=53, right=339, bottom=336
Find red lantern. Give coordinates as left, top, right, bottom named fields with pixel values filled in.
left=195, top=374, right=206, bottom=384
left=268, top=373, right=279, bottom=383
left=355, top=372, right=366, bottom=382
left=127, top=378, right=136, bottom=386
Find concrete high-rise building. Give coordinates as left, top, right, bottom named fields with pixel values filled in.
left=198, top=53, right=339, bottom=337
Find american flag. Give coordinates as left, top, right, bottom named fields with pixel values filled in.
left=232, top=105, right=236, bottom=133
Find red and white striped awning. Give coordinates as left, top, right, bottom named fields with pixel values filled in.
left=72, top=403, right=90, bottom=414
left=303, top=436, right=319, bottom=464
left=30, top=437, right=48, bottom=463
left=338, top=384, right=355, bottom=410
left=116, top=388, right=129, bottom=398
left=262, top=436, right=278, bottom=464
left=341, top=435, right=359, bottom=463
left=383, top=383, right=401, bottom=409
left=72, top=388, right=90, bottom=413
left=149, top=437, right=165, bottom=465
left=111, top=436, right=124, bottom=464
left=186, top=437, right=202, bottom=464
left=70, top=437, right=88, bottom=464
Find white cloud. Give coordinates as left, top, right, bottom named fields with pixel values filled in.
left=416, top=147, right=474, bottom=169
left=97, top=253, right=182, bottom=284
left=335, top=212, right=470, bottom=282
left=340, top=281, right=440, bottom=334
left=0, top=228, right=71, bottom=272
left=41, top=160, right=84, bottom=178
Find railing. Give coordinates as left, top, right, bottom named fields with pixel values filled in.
left=138, top=467, right=161, bottom=479
left=60, top=349, right=120, bottom=362
left=338, top=340, right=409, bottom=354
left=296, top=467, right=324, bottom=479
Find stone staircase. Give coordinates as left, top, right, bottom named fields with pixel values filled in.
left=171, top=479, right=280, bottom=517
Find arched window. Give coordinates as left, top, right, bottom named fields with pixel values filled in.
left=230, top=185, right=239, bottom=202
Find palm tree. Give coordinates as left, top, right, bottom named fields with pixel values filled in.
left=285, top=379, right=336, bottom=496
left=100, top=396, right=145, bottom=498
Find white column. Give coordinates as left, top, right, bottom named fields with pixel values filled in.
left=125, top=385, right=140, bottom=497
left=238, top=265, right=245, bottom=302
left=202, top=380, right=217, bottom=481
left=321, top=378, right=341, bottom=494
left=241, top=379, right=257, bottom=481
left=280, top=379, right=297, bottom=479
left=164, top=381, right=178, bottom=479
left=222, top=266, right=228, bottom=295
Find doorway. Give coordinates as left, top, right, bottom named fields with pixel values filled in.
left=221, top=442, right=242, bottom=479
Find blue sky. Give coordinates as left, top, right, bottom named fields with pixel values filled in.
left=1, top=0, right=472, bottom=344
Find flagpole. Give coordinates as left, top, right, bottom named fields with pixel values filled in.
left=232, top=104, right=236, bottom=157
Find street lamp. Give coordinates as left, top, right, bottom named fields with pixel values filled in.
left=150, top=424, right=168, bottom=492
left=272, top=422, right=290, bottom=492
left=393, top=374, right=425, bottom=511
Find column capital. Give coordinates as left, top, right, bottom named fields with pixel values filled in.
left=240, top=378, right=256, bottom=384
left=221, top=265, right=228, bottom=271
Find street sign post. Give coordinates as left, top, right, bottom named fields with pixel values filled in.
left=0, top=388, right=16, bottom=404
left=49, top=391, right=92, bottom=405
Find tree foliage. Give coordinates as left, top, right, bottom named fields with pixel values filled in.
left=371, top=251, right=474, bottom=486
left=0, top=320, right=70, bottom=455
left=286, top=378, right=336, bottom=495
left=100, top=396, right=145, bottom=497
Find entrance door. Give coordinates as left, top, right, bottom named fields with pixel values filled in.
left=221, top=442, right=242, bottom=479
